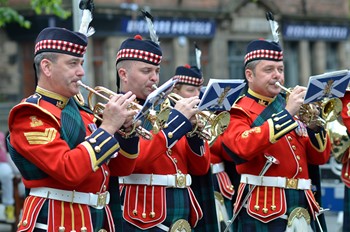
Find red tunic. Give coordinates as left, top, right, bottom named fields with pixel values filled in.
left=120, top=109, right=211, bottom=229
left=221, top=92, right=330, bottom=222
left=210, top=135, right=235, bottom=199
left=340, top=90, right=350, bottom=187
left=8, top=89, right=138, bottom=231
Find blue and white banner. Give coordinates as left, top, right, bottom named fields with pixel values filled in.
left=198, top=79, right=246, bottom=111
left=304, top=70, right=350, bottom=104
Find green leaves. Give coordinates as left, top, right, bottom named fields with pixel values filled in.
left=0, top=7, right=31, bottom=28
left=0, top=0, right=71, bottom=28
left=31, top=0, right=70, bottom=19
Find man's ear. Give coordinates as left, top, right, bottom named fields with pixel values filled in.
left=245, top=69, right=253, bottom=83
left=41, top=59, right=52, bottom=77
left=118, top=67, right=127, bottom=83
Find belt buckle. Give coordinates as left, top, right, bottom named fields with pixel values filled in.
left=170, top=219, right=191, bottom=232
left=286, top=178, right=298, bottom=189
left=175, top=173, right=186, bottom=188
left=96, top=192, right=108, bottom=208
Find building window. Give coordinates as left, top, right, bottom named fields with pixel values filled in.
left=159, top=39, right=173, bottom=85
left=228, top=41, right=247, bottom=80
left=283, top=41, right=299, bottom=87
left=326, top=42, right=339, bottom=72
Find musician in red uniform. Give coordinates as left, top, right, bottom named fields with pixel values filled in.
left=114, top=36, right=211, bottom=231
left=220, top=39, right=331, bottom=231
left=340, top=90, right=350, bottom=232
left=7, top=27, right=140, bottom=232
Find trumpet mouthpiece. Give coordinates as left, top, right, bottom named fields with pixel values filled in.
left=152, top=84, right=158, bottom=90
left=77, top=80, right=83, bottom=86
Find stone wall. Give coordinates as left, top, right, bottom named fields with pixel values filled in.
left=0, top=29, right=20, bottom=133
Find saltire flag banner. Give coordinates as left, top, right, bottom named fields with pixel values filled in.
left=198, top=79, right=246, bottom=111
left=134, top=78, right=178, bottom=121
left=304, top=70, right=350, bottom=104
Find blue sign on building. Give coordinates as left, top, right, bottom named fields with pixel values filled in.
left=121, top=17, right=216, bottom=38
left=283, top=23, right=350, bottom=41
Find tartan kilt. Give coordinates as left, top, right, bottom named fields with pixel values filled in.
left=343, top=186, right=350, bottom=232
left=121, top=188, right=191, bottom=231
left=192, top=173, right=219, bottom=232
left=236, top=188, right=318, bottom=232
left=109, top=176, right=124, bottom=231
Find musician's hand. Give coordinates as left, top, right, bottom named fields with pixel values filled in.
left=122, top=119, right=141, bottom=134
left=285, top=85, right=307, bottom=116
left=174, top=96, right=200, bottom=119
left=305, top=104, right=321, bottom=131
left=100, top=91, right=137, bottom=135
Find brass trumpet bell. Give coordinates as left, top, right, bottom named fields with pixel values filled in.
left=77, top=81, right=153, bottom=140
left=275, top=81, right=342, bottom=127
left=161, top=93, right=230, bottom=141
left=321, top=98, right=342, bottom=123
left=327, top=118, right=350, bottom=163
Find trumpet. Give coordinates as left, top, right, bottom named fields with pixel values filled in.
left=159, top=93, right=230, bottom=141
left=275, top=81, right=342, bottom=127
left=77, top=81, right=153, bottom=140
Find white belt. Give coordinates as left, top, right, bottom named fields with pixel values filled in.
left=211, top=162, right=225, bottom=174
left=240, top=174, right=311, bottom=190
left=119, top=173, right=192, bottom=188
left=30, top=187, right=110, bottom=209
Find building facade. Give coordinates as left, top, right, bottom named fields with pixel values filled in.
left=1, top=0, right=350, bottom=132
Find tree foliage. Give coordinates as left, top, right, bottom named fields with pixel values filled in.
left=0, top=0, right=71, bottom=28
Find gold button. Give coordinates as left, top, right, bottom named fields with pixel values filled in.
left=105, top=170, right=109, bottom=176
left=254, top=205, right=260, bottom=211
left=103, top=185, right=107, bottom=191
left=168, top=132, right=173, bottom=138
left=22, top=220, right=28, bottom=226
left=275, top=124, right=281, bottom=130
left=163, top=124, right=168, bottom=128
left=292, top=145, right=296, bottom=150
left=150, top=211, right=156, bottom=218
left=58, top=226, right=65, bottom=232
left=81, top=227, right=87, bottom=232
left=271, top=205, right=276, bottom=211
left=142, top=212, right=146, bottom=218
left=299, top=167, right=303, bottom=172
left=296, top=155, right=300, bottom=160
left=345, top=173, right=349, bottom=177
left=173, top=158, right=177, bottom=163
left=133, top=209, right=137, bottom=215
left=89, top=138, right=97, bottom=143
left=229, top=185, right=234, bottom=190
left=263, top=208, right=268, bottom=214
left=94, top=146, right=101, bottom=153
left=287, top=136, right=292, bottom=141
left=168, top=149, right=172, bottom=155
